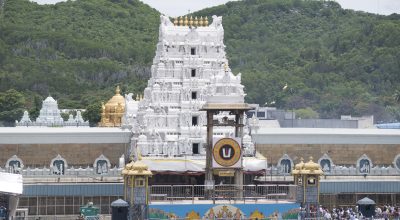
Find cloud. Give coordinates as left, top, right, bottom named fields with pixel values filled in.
left=30, top=0, right=400, bottom=16
left=335, top=0, right=400, bottom=15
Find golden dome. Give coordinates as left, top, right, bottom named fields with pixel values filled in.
left=295, top=157, right=305, bottom=170
left=105, top=86, right=125, bottom=109
left=132, top=160, right=149, bottom=171
left=303, top=156, right=323, bottom=175
left=122, top=158, right=152, bottom=176
left=304, top=157, right=319, bottom=170
left=124, top=161, right=135, bottom=170
left=292, top=157, right=304, bottom=175
left=292, top=156, right=323, bottom=175
left=99, top=86, right=125, bottom=127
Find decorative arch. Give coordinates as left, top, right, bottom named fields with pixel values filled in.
left=50, top=154, right=68, bottom=175
left=5, top=155, right=24, bottom=173
left=277, top=154, right=293, bottom=174
left=356, top=154, right=372, bottom=174
left=393, top=154, right=400, bottom=171
left=318, top=153, right=334, bottom=173
left=93, top=154, right=111, bottom=174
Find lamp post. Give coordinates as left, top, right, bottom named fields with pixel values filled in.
left=283, top=83, right=295, bottom=127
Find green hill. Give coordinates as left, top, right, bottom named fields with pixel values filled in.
left=195, top=0, right=400, bottom=121
left=0, top=0, right=400, bottom=125
left=0, top=0, right=160, bottom=124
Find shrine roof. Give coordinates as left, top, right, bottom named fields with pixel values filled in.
left=200, top=103, right=254, bottom=111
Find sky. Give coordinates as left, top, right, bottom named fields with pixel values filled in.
left=31, top=0, right=400, bottom=16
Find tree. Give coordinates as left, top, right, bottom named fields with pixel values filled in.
left=295, top=107, right=319, bottom=119
left=0, top=89, right=25, bottom=126
left=29, top=94, right=42, bottom=120
left=393, top=89, right=400, bottom=104
left=83, top=102, right=102, bottom=127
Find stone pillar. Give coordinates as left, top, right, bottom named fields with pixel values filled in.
left=235, top=111, right=244, bottom=198
left=205, top=111, right=214, bottom=198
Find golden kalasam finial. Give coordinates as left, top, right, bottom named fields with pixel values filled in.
left=189, top=16, right=193, bottom=26
left=204, top=16, right=208, bottom=26
left=194, top=16, right=198, bottom=26
left=224, top=63, right=228, bottom=72
left=179, top=16, right=183, bottom=26
left=199, top=16, right=204, bottom=26
left=135, top=94, right=139, bottom=101
left=184, top=16, right=188, bottom=26
left=115, top=85, right=120, bottom=94
left=173, top=17, right=178, bottom=26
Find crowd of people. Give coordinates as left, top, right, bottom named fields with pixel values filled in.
left=316, top=205, right=400, bottom=220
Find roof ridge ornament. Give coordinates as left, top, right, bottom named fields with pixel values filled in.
left=173, top=16, right=208, bottom=27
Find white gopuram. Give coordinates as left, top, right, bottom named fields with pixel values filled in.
left=124, top=15, right=262, bottom=172
left=16, top=96, right=89, bottom=127
left=36, top=96, right=64, bottom=125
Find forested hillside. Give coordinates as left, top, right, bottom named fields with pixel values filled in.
left=0, top=0, right=399, bottom=125
left=0, top=0, right=160, bottom=125
left=195, top=0, right=400, bottom=121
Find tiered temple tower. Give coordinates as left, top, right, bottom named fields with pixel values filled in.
left=125, top=15, right=255, bottom=159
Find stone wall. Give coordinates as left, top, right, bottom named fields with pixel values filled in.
left=0, top=143, right=128, bottom=167
left=257, top=144, right=400, bottom=165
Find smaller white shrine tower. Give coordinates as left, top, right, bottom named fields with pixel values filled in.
left=16, top=96, right=89, bottom=127
left=36, top=96, right=64, bottom=124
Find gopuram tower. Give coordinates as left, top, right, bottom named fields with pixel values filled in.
left=124, top=15, right=262, bottom=179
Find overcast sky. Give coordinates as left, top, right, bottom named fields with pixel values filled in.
left=31, top=0, right=400, bottom=16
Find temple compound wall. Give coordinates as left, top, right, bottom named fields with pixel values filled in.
left=0, top=143, right=127, bottom=167
left=253, top=128, right=400, bottom=176
left=258, top=144, right=400, bottom=166
left=0, top=127, right=131, bottom=173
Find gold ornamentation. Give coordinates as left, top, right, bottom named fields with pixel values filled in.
left=194, top=16, right=198, bottom=26
left=204, top=16, right=208, bottom=26
left=173, top=17, right=178, bottom=26
left=199, top=16, right=203, bottom=26
left=184, top=16, right=188, bottom=26
left=250, top=209, right=265, bottom=219
left=99, top=86, right=125, bottom=127
left=189, top=16, right=193, bottom=26
left=216, top=206, right=233, bottom=218
left=186, top=210, right=200, bottom=220
left=179, top=16, right=183, bottom=26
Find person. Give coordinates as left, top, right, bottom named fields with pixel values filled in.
left=323, top=209, right=331, bottom=219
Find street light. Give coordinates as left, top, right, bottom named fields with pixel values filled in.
left=282, top=83, right=295, bottom=127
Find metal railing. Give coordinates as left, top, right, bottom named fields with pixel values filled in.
left=10, top=216, right=108, bottom=220
left=149, top=184, right=296, bottom=203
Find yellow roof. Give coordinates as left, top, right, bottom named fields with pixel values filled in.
left=105, top=86, right=125, bottom=107
left=292, top=156, right=323, bottom=175
left=122, top=158, right=152, bottom=176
